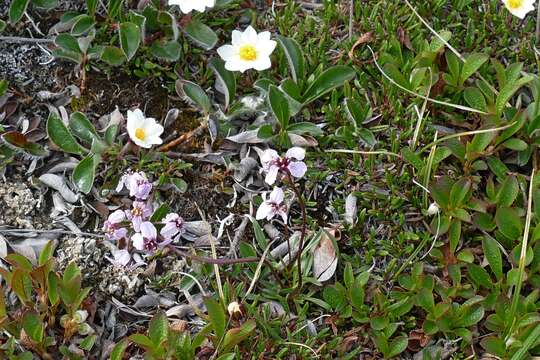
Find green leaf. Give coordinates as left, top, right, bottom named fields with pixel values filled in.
left=482, top=236, right=502, bottom=281
left=457, top=305, right=485, bottom=327
left=468, top=131, right=496, bottom=155
left=2, top=131, right=49, bottom=158
left=71, top=15, right=95, bottom=36
left=209, top=58, right=236, bottom=109
left=100, top=46, right=126, bottom=66
left=205, top=297, right=226, bottom=340
left=170, top=177, right=187, bottom=193
left=22, top=311, right=44, bottom=343
left=287, top=122, right=323, bottom=136
left=497, top=175, right=519, bottom=207
left=63, top=261, right=81, bottom=284
left=495, top=207, right=523, bottom=239
left=110, top=339, right=128, bottom=360
left=151, top=40, right=181, bottom=62
left=502, top=138, right=528, bottom=151
left=52, top=48, right=83, bottom=64
left=417, top=288, right=434, bottom=313
left=430, top=176, right=453, bottom=209
left=176, top=80, right=211, bottom=113
left=47, top=112, right=84, bottom=155
left=0, top=20, right=6, bottom=33
left=119, top=22, right=141, bottom=61
left=86, top=0, right=98, bottom=15
left=39, top=241, right=55, bottom=266
left=72, top=155, right=99, bottom=194
left=496, top=75, right=534, bottom=116
left=47, top=273, right=60, bottom=305
left=0, top=80, right=7, bottom=96
left=221, top=319, right=256, bottom=353
left=80, top=334, right=97, bottom=351
left=449, top=178, right=471, bottom=208
left=449, top=219, right=461, bottom=253
left=183, top=19, right=218, bottom=50
left=128, top=333, right=154, bottom=349
left=148, top=312, right=168, bottom=346
left=32, top=0, right=58, bottom=8
left=460, top=53, right=488, bottom=84
left=387, top=336, right=408, bottom=358
left=468, top=263, right=492, bottom=289
left=463, top=87, right=487, bottom=112
left=302, top=66, right=355, bottom=104
left=268, top=85, right=290, bottom=128
left=276, top=35, right=305, bottom=84
left=9, top=0, right=30, bottom=24
left=69, top=112, right=98, bottom=144
left=107, top=0, right=124, bottom=19
left=55, top=33, right=82, bottom=54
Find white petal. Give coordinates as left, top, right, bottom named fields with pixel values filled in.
left=224, top=58, right=246, bottom=72
left=141, top=221, right=157, bottom=239
left=260, top=149, right=279, bottom=165
left=242, top=26, right=258, bottom=44
left=286, top=147, right=305, bottom=160
left=269, top=187, right=284, bottom=203
left=257, top=39, right=277, bottom=57
left=231, top=30, right=243, bottom=46
left=147, top=135, right=163, bottom=146
left=132, top=233, right=144, bottom=251
left=143, top=121, right=164, bottom=137
left=256, top=202, right=272, bottom=220
left=252, top=56, right=272, bottom=71
left=265, top=166, right=279, bottom=185
left=217, top=45, right=237, bottom=61
left=257, top=31, right=272, bottom=42
left=109, top=209, right=126, bottom=223
left=288, top=161, right=307, bottom=179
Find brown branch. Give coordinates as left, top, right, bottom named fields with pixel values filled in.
left=158, top=121, right=207, bottom=152
left=168, top=245, right=259, bottom=265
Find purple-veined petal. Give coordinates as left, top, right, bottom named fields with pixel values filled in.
left=287, top=161, right=307, bottom=179
left=140, top=221, right=157, bottom=240
left=108, top=209, right=126, bottom=224
left=269, top=187, right=284, bottom=203
left=256, top=202, right=272, bottom=220
left=132, top=233, right=145, bottom=251
left=132, top=216, right=142, bottom=232
left=285, top=147, right=305, bottom=161
left=264, top=165, right=279, bottom=185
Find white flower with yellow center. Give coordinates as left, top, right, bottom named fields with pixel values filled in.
left=127, top=109, right=164, bottom=149
left=168, top=0, right=215, bottom=14
left=217, top=26, right=277, bottom=73
left=502, top=0, right=535, bottom=18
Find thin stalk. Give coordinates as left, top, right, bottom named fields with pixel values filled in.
left=506, top=168, right=535, bottom=339
left=285, top=172, right=307, bottom=294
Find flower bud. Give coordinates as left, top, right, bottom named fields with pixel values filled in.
left=427, top=202, right=439, bottom=216
left=227, top=301, right=243, bottom=320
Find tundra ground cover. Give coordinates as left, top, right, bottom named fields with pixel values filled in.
left=1, top=0, right=540, bottom=358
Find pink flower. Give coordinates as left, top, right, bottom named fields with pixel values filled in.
left=116, top=171, right=152, bottom=200
left=260, top=147, right=307, bottom=185
left=132, top=222, right=171, bottom=253
left=125, top=201, right=152, bottom=232
left=102, top=210, right=128, bottom=241
left=160, top=213, right=186, bottom=240
left=256, top=187, right=288, bottom=223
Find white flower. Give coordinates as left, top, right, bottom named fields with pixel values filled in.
left=217, top=26, right=277, bottom=73
left=127, top=109, right=164, bottom=149
left=256, top=187, right=288, bottom=223
left=168, top=0, right=215, bottom=13
left=427, top=202, right=439, bottom=216
left=502, top=0, right=535, bottom=18
left=260, top=147, right=307, bottom=185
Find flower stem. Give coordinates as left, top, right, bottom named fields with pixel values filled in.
left=285, top=172, right=307, bottom=295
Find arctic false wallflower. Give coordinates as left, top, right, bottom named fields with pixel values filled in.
left=217, top=26, right=277, bottom=73
left=132, top=222, right=171, bottom=253
left=127, top=109, right=164, bottom=149
left=125, top=201, right=152, bottom=232
left=116, top=171, right=152, bottom=200
left=256, top=187, right=288, bottom=223
left=168, top=0, right=214, bottom=13
left=102, top=210, right=128, bottom=241
left=160, top=213, right=186, bottom=240
left=502, top=0, right=535, bottom=18
left=260, top=147, right=307, bottom=185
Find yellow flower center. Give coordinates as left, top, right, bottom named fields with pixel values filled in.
left=239, top=45, right=257, bottom=61
left=135, top=128, right=146, bottom=140
left=507, top=0, right=523, bottom=9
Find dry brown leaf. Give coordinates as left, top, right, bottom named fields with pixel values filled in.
left=313, top=229, right=338, bottom=282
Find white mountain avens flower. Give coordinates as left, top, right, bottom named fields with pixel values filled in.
left=217, top=26, right=277, bottom=73
left=168, top=0, right=215, bottom=14
left=502, top=0, right=535, bottom=18
left=126, top=109, right=164, bottom=149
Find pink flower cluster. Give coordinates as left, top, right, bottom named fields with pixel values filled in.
left=255, top=147, right=307, bottom=224
left=103, top=171, right=186, bottom=267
